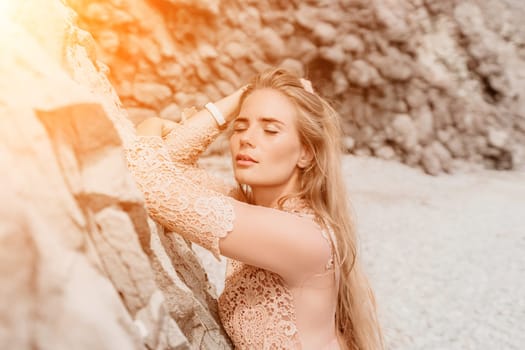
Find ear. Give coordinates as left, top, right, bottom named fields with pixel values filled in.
left=297, top=144, right=314, bottom=169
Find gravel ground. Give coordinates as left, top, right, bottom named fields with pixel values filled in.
left=195, top=155, right=525, bottom=349
left=345, top=157, right=525, bottom=350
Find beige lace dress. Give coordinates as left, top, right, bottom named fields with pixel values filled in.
left=125, top=117, right=341, bottom=349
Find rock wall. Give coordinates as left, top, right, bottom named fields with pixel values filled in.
left=0, top=1, right=230, bottom=348
left=70, top=0, right=525, bottom=174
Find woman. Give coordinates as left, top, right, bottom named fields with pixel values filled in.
left=125, top=68, right=383, bottom=349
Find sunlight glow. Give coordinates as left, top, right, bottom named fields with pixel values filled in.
left=0, top=0, right=14, bottom=22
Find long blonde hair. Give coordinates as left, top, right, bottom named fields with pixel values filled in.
left=237, top=68, right=384, bottom=349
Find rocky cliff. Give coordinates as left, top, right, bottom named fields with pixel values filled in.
left=0, top=1, right=230, bottom=348
left=69, top=0, right=525, bottom=174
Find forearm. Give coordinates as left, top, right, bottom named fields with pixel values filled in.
left=136, top=86, right=245, bottom=136
left=148, top=87, right=246, bottom=165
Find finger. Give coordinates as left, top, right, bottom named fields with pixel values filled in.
left=161, top=120, right=178, bottom=137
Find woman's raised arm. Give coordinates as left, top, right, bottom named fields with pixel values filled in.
left=124, top=136, right=331, bottom=283
left=135, top=88, right=249, bottom=198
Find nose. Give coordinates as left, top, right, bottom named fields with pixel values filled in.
left=239, top=127, right=256, bottom=148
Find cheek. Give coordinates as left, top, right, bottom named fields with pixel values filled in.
left=263, top=136, right=301, bottom=169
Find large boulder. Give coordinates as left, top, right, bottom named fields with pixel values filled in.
left=0, top=1, right=231, bottom=348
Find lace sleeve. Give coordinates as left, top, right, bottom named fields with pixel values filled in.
left=161, top=110, right=241, bottom=198
left=125, top=136, right=234, bottom=260
left=125, top=137, right=331, bottom=279
left=163, top=110, right=221, bottom=166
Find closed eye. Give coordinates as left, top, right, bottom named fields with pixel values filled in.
left=264, top=129, right=278, bottom=134
left=232, top=122, right=248, bottom=132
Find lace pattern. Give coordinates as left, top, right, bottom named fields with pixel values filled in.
left=164, top=114, right=220, bottom=166
left=218, top=199, right=337, bottom=349
left=125, top=136, right=234, bottom=259
left=219, top=264, right=302, bottom=349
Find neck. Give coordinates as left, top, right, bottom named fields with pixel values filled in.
left=251, top=173, right=300, bottom=208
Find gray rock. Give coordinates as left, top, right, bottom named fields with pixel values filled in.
left=371, top=52, right=413, bottom=82
left=238, top=6, right=261, bottom=34
left=141, top=38, right=162, bottom=65
left=354, top=147, right=373, bottom=157
left=279, top=23, right=295, bottom=37
left=174, top=92, right=193, bottom=108
left=437, top=129, right=453, bottom=144
left=288, top=37, right=318, bottom=63
left=257, top=28, right=286, bottom=61
left=198, top=43, right=218, bottom=60
left=96, top=30, right=120, bottom=54
left=431, top=141, right=453, bottom=172
left=279, top=58, right=305, bottom=77
left=405, top=145, right=423, bottom=167
left=313, top=22, right=337, bottom=45
left=391, top=114, right=418, bottom=151
left=160, top=103, right=182, bottom=122
left=446, top=136, right=467, bottom=158
left=375, top=145, right=396, bottom=160
left=406, top=86, right=427, bottom=109
left=216, top=80, right=235, bottom=96
left=332, top=70, right=349, bottom=95
left=224, top=41, right=248, bottom=60
left=251, top=60, right=272, bottom=73
left=319, top=46, right=346, bottom=65
left=195, top=62, right=212, bottom=82
left=214, top=63, right=242, bottom=88
left=133, top=82, right=172, bottom=108
left=421, top=147, right=442, bottom=175
left=414, top=106, right=434, bottom=144
left=295, top=4, right=317, bottom=30
left=344, top=136, right=356, bottom=152
left=340, top=34, right=365, bottom=55
left=157, top=62, right=183, bottom=79
left=203, top=84, right=222, bottom=102
left=488, top=128, right=509, bottom=148
left=345, top=60, right=382, bottom=87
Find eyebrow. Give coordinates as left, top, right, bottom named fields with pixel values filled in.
left=234, top=116, right=285, bottom=125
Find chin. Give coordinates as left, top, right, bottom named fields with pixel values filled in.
left=234, top=171, right=262, bottom=188
left=233, top=172, right=250, bottom=185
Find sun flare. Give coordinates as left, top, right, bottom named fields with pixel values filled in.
left=0, top=0, right=14, bottom=21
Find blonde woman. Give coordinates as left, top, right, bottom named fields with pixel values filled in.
left=125, top=68, right=383, bottom=349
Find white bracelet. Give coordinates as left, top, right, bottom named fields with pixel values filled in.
left=204, top=102, right=226, bottom=127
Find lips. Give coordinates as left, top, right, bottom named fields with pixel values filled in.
left=235, top=153, right=258, bottom=164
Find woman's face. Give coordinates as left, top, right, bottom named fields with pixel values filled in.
left=230, top=88, right=309, bottom=189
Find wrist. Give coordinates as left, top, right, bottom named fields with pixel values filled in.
left=204, top=102, right=226, bottom=127
left=214, top=86, right=247, bottom=123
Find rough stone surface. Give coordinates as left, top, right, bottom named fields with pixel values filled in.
left=0, top=1, right=231, bottom=348
left=68, top=0, right=525, bottom=175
